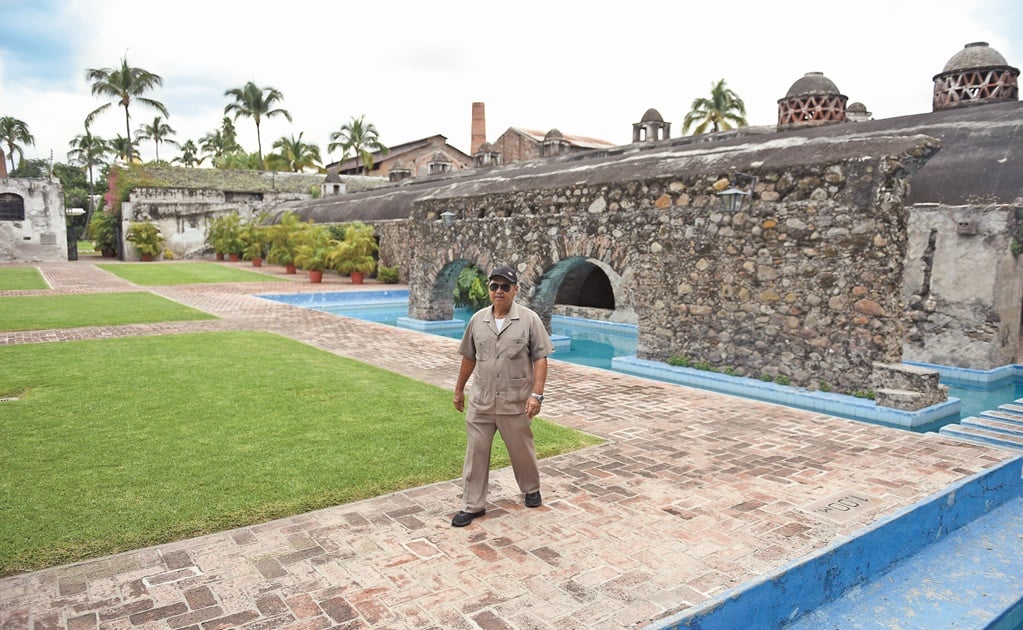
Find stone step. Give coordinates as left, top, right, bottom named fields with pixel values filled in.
left=965, top=415, right=1023, bottom=436
left=980, top=409, right=1023, bottom=427
left=939, top=422, right=1023, bottom=452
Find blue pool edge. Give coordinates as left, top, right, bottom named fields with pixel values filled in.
left=644, top=455, right=1023, bottom=630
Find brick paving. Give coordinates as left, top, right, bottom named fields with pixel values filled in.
left=0, top=261, right=1015, bottom=629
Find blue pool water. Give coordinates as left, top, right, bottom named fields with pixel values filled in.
left=259, top=290, right=1021, bottom=430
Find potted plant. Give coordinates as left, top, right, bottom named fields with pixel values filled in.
left=293, top=224, right=334, bottom=283
left=266, top=211, right=303, bottom=274
left=88, top=210, right=120, bottom=258
left=125, top=220, right=165, bottom=261
left=206, top=213, right=242, bottom=261
left=239, top=218, right=268, bottom=267
left=327, top=221, right=378, bottom=284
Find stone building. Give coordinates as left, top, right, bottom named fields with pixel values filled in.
left=327, top=135, right=471, bottom=180
left=272, top=42, right=1020, bottom=400
left=0, top=177, right=68, bottom=263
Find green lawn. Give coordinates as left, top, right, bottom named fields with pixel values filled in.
left=98, top=261, right=278, bottom=285
left=0, top=292, right=216, bottom=332
left=0, top=267, right=48, bottom=290
left=0, top=331, right=602, bottom=575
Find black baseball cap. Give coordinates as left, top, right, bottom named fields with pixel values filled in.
left=489, top=266, right=518, bottom=284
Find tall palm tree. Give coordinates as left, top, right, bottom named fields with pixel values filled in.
left=135, top=115, right=178, bottom=162
left=67, top=125, right=111, bottom=227
left=223, top=81, right=291, bottom=168
left=266, top=132, right=322, bottom=172
left=328, top=115, right=387, bottom=174
left=173, top=140, right=204, bottom=167
left=0, top=116, right=35, bottom=173
left=682, top=79, right=748, bottom=135
left=85, top=56, right=169, bottom=148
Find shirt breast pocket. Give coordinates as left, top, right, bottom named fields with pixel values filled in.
left=509, top=336, right=528, bottom=358
left=475, top=338, right=494, bottom=362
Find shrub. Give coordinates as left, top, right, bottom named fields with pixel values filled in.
left=453, top=266, right=489, bottom=311
left=376, top=265, right=400, bottom=284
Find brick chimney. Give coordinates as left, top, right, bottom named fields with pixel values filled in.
left=471, top=102, right=486, bottom=155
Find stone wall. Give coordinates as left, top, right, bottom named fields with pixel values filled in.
left=123, top=187, right=313, bottom=260
left=0, top=178, right=68, bottom=263
left=904, top=203, right=1022, bottom=368
left=397, top=141, right=934, bottom=395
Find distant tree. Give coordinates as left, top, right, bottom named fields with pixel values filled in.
left=85, top=55, right=169, bottom=148
left=682, top=79, right=748, bottom=135
left=0, top=116, right=35, bottom=172
left=135, top=115, right=178, bottom=162
left=68, top=125, right=111, bottom=226
left=216, top=150, right=263, bottom=170
left=328, top=115, right=387, bottom=174
left=199, top=117, right=241, bottom=162
left=173, top=140, right=204, bottom=168
left=111, top=134, right=140, bottom=163
left=266, top=132, right=322, bottom=172
left=223, top=81, right=291, bottom=168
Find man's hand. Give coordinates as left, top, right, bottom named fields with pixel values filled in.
left=453, top=391, right=465, bottom=412
left=525, top=396, right=541, bottom=418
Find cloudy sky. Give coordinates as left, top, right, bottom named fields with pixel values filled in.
left=1, top=0, right=1020, bottom=167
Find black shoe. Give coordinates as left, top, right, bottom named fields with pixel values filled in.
left=451, top=509, right=486, bottom=527
left=525, top=491, right=542, bottom=508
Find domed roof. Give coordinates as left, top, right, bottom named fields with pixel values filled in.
left=640, top=108, right=664, bottom=123
left=544, top=129, right=564, bottom=140
left=478, top=141, right=495, bottom=152
left=941, top=42, right=1010, bottom=73
left=785, top=72, right=842, bottom=98
left=847, top=102, right=868, bottom=113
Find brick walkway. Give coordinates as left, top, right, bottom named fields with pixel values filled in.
left=0, top=261, right=1014, bottom=629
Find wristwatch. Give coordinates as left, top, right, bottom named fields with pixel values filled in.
left=530, top=393, right=545, bottom=403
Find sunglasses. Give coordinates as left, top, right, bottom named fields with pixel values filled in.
left=488, top=282, right=513, bottom=292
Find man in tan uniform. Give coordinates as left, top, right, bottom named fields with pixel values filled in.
left=451, top=266, right=554, bottom=527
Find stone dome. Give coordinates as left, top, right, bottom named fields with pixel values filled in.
left=477, top=141, right=495, bottom=153
left=933, top=42, right=1019, bottom=111
left=785, top=72, right=842, bottom=97
left=847, top=102, right=867, bottom=113
left=640, top=108, right=664, bottom=123
left=544, top=129, right=564, bottom=140
left=941, top=42, right=1010, bottom=73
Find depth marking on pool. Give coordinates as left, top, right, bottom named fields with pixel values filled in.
left=802, top=492, right=876, bottom=523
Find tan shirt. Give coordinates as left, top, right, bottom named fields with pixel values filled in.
left=458, top=301, right=554, bottom=414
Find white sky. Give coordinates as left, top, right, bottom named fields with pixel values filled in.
left=1, top=0, right=1021, bottom=167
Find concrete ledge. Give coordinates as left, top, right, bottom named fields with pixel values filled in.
left=612, top=356, right=961, bottom=428
left=907, top=361, right=1022, bottom=387
left=647, top=456, right=1023, bottom=630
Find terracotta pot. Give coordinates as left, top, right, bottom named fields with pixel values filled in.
left=252, top=258, right=262, bottom=267
left=140, top=254, right=153, bottom=262
left=308, top=270, right=323, bottom=283
left=350, top=271, right=364, bottom=284
left=285, top=264, right=297, bottom=275
left=215, top=252, right=224, bottom=261
left=229, top=254, right=239, bottom=262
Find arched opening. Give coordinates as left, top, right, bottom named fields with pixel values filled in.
left=556, top=261, right=614, bottom=309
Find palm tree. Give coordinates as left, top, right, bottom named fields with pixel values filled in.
left=328, top=115, right=387, bottom=174
left=173, top=140, right=204, bottom=167
left=85, top=55, right=169, bottom=148
left=266, top=132, right=322, bottom=172
left=67, top=125, right=111, bottom=227
left=0, top=116, right=35, bottom=173
left=682, top=79, right=748, bottom=135
left=135, top=116, right=178, bottom=162
left=111, top=135, right=140, bottom=163
left=199, top=117, right=241, bottom=163
left=223, top=81, right=291, bottom=168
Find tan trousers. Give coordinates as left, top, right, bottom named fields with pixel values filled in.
left=462, top=409, right=540, bottom=512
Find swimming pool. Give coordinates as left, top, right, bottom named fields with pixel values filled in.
left=259, top=290, right=1021, bottom=432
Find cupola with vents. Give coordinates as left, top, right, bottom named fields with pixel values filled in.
left=777, top=72, right=848, bottom=129
left=632, top=108, right=671, bottom=142
left=932, top=42, right=1019, bottom=111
